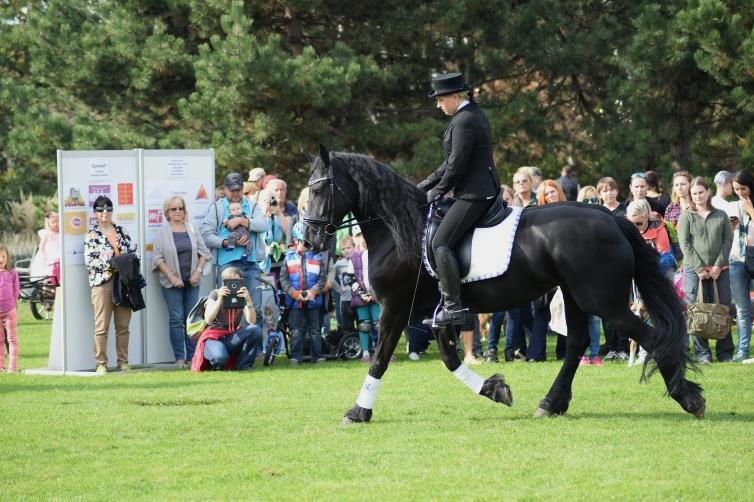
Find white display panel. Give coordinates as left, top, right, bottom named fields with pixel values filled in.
left=52, top=150, right=143, bottom=371
left=141, top=149, right=215, bottom=364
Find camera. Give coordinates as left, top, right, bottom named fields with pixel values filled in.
left=270, top=196, right=278, bottom=207
left=222, top=278, right=244, bottom=309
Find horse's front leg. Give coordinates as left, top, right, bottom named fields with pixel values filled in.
left=433, top=324, right=513, bottom=406
left=341, top=303, right=406, bottom=426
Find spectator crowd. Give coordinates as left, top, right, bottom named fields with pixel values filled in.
left=2, top=164, right=754, bottom=373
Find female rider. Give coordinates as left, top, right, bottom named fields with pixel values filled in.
left=417, top=73, right=500, bottom=326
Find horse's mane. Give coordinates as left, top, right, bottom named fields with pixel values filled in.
left=330, top=152, right=426, bottom=262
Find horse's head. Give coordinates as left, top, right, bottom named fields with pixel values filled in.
left=303, top=144, right=353, bottom=252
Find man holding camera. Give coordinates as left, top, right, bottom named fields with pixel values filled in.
left=201, top=172, right=267, bottom=327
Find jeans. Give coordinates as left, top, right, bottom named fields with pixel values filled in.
left=161, top=285, right=199, bottom=361
left=289, top=307, right=323, bottom=361
left=682, top=266, right=735, bottom=362
left=728, top=261, right=752, bottom=359
left=587, top=315, right=601, bottom=358
left=505, top=304, right=532, bottom=356
left=203, top=325, right=263, bottom=370
left=406, top=314, right=433, bottom=354
left=219, top=260, right=262, bottom=329
left=528, top=298, right=551, bottom=361
left=487, top=312, right=506, bottom=351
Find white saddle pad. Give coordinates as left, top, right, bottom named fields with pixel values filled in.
left=424, top=206, right=523, bottom=284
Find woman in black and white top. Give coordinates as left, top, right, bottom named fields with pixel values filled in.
left=152, top=196, right=212, bottom=368
left=84, top=195, right=138, bottom=374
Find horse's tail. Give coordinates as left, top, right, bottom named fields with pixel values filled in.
left=615, top=217, right=696, bottom=393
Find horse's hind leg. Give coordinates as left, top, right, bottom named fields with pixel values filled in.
left=608, top=309, right=705, bottom=419
left=433, top=324, right=513, bottom=406
left=535, top=292, right=589, bottom=417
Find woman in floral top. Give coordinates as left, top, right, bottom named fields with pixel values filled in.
left=84, top=196, right=138, bottom=374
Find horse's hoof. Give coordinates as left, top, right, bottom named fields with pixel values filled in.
left=693, top=404, right=705, bottom=420
left=479, top=374, right=513, bottom=407
left=533, top=407, right=554, bottom=418
left=341, top=403, right=372, bottom=426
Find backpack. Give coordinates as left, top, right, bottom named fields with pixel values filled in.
left=664, top=220, right=683, bottom=262
left=186, top=295, right=209, bottom=340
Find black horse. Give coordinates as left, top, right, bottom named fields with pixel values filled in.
left=304, top=145, right=705, bottom=424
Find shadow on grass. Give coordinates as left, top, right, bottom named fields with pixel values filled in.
left=0, top=378, right=228, bottom=395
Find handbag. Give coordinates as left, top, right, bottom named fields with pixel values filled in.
left=685, top=278, right=730, bottom=340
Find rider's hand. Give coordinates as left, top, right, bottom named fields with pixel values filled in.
left=417, top=180, right=431, bottom=192
left=427, top=188, right=443, bottom=204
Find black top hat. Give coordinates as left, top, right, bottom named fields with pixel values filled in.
left=428, top=72, right=470, bottom=98
left=223, top=172, right=244, bottom=190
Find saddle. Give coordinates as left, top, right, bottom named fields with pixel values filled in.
left=423, top=196, right=512, bottom=279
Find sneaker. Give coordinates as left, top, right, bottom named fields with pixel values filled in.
left=732, top=353, right=747, bottom=363
left=289, top=358, right=300, bottom=366
left=117, top=363, right=130, bottom=372
left=504, top=349, right=515, bottom=362
left=361, top=353, right=371, bottom=364
left=485, top=349, right=499, bottom=363
left=95, top=364, right=107, bottom=374
left=579, top=356, right=591, bottom=366
left=464, top=355, right=482, bottom=366
left=615, top=351, right=630, bottom=361
left=408, top=352, right=420, bottom=361
left=314, top=357, right=326, bottom=364
left=698, top=358, right=711, bottom=365
left=604, top=350, right=618, bottom=361
left=589, top=356, right=603, bottom=366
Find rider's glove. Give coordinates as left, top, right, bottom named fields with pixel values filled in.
left=417, top=179, right=432, bottom=192
left=426, top=188, right=444, bottom=204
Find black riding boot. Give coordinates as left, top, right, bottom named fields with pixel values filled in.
left=432, top=247, right=467, bottom=326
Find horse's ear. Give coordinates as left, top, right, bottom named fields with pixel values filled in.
left=319, top=144, right=330, bottom=167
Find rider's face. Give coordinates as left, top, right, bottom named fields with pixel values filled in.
left=436, top=94, right=462, bottom=115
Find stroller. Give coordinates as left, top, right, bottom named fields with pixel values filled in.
left=257, top=278, right=362, bottom=366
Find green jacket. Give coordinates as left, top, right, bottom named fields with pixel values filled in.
left=677, top=208, right=733, bottom=273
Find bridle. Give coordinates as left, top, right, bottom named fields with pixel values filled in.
left=302, top=157, right=385, bottom=240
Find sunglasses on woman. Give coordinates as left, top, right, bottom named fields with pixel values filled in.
left=168, top=207, right=185, bottom=212
left=631, top=172, right=646, bottom=180
left=582, top=197, right=598, bottom=204
left=94, top=206, right=113, bottom=213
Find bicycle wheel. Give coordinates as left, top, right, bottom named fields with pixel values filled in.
left=30, top=301, right=45, bottom=321
left=263, top=336, right=278, bottom=366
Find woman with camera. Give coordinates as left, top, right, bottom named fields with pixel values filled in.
left=152, top=196, right=212, bottom=368
left=191, top=266, right=263, bottom=371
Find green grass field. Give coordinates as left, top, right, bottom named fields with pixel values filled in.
left=2, top=306, right=753, bottom=500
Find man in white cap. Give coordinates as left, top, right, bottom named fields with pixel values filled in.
left=246, top=167, right=266, bottom=202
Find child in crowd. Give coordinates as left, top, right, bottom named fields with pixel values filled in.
left=333, top=235, right=358, bottom=348
left=280, top=222, right=327, bottom=365
left=0, top=245, right=21, bottom=372
left=39, top=211, right=61, bottom=286
left=347, top=227, right=384, bottom=363
left=223, top=202, right=253, bottom=259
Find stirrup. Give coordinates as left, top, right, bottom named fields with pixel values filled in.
left=423, top=302, right=468, bottom=327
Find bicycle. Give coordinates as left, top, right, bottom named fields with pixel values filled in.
left=16, top=257, right=58, bottom=321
